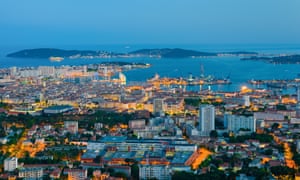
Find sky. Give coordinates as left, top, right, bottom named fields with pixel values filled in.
left=0, top=0, right=300, bottom=46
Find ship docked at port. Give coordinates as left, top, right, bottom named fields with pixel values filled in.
left=49, top=56, right=64, bottom=62
left=147, top=65, right=231, bottom=88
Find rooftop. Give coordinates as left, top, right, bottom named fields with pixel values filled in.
left=44, top=105, right=73, bottom=111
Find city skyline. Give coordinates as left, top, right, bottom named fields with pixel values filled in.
left=1, top=1, right=300, bottom=179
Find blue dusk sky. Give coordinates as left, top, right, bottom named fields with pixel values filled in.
left=0, top=0, right=300, bottom=46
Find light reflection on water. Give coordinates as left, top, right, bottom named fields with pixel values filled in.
left=1, top=44, right=300, bottom=93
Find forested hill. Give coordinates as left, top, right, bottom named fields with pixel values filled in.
left=7, top=48, right=258, bottom=59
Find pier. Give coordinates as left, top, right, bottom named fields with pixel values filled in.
left=147, top=76, right=231, bottom=88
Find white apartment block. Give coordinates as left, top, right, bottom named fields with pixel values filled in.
left=4, top=157, right=18, bottom=172
left=199, top=105, right=215, bottom=136
left=139, top=165, right=171, bottom=180
left=224, top=114, right=256, bottom=133
left=64, top=121, right=78, bottom=134
left=19, top=167, right=43, bottom=180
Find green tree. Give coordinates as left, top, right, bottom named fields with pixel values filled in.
left=271, top=123, right=280, bottom=131
left=0, top=127, right=6, bottom=137
left=172, top=171, right=196, bottom=180
left=276, top=104, right=287, bottom=110
left=184, top=98, right=201, bottom=107
left=87, top=168, right=94, bottom=178
left=210, top=130, right=218, bottom=138
left=238, top=167, right=269, bottom=179
left=293, top=153, right=300, bottom=166
left=112, top=172, right=128, bottom=179
left=270, top=166, right=295, bottom=179
left=94, top=155, right=101, bottom=163
left=131, top=163, right=139, bottom=180
left=264, top=149, right=273, bottom=156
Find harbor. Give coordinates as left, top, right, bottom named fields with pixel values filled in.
left=248, top=79, right=300, bottom=89
left=148, top=73, right=231, bottom=88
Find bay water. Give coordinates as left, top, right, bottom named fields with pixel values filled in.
left=1, top=44, right=300, bottom=92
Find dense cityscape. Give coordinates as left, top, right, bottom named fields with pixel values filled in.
left=0, top=62, right=300, bottom=179
left=1, top=0, right=300, bottom=179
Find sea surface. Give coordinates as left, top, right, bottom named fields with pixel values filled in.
left=1, top=44, right=300, bottom=92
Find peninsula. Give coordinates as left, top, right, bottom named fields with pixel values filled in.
left=241, top=54, right=300, bottom=64
left=6, top=48, right=258, bottom=59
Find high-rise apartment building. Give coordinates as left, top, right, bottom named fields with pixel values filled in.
left=153, top=98, right=164, bottom=116
left=198, top=105, right=215, bottom=136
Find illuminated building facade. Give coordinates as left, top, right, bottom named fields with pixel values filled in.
left=153, top=98, right=164, bottom=116
left=198, top=105, right=215, bottom=136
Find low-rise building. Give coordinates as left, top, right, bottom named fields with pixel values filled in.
left=129, top=119, right=146, bottom=130
left=4, top=157, right=18, bottom=172
left=64, top=121, right=78, bottom=134
left=18, top=167, right=43, bottom=180
left=44, top=105, right=74, bottom=114
left=139, top=164, right=171, bottom=180
left=64, top=169, right=87, bottom=180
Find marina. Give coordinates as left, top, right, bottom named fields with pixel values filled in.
left=148, top=73, right=231, bottom=87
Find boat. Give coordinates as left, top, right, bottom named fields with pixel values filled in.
left=49, top=56, right=64, bottom=62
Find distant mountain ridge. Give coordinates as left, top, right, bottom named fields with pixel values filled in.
left=6, top=48, right=258, bottom=59
left=6, top=48, right=105, bottom=58
left=129, top=48, right=217, bottom=58
left=241, top=55, right=300, bottom=64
